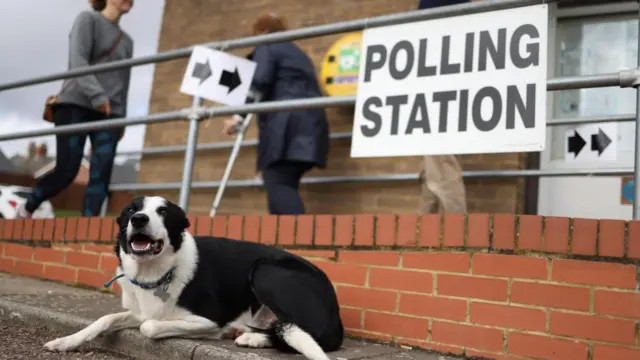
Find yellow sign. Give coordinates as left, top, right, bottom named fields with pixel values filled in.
left=319, top=32, right=363, bottom=97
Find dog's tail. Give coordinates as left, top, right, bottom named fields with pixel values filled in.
left=271, top=323, right=331, bottom=360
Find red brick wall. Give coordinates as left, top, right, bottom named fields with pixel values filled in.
left=1, top=214, right=639, bottom=360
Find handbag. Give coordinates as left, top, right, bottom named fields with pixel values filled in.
left=43, top=30, right=124, bottom=122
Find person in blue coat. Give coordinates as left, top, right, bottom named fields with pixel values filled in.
left=223, top=13, right=329, bottom=215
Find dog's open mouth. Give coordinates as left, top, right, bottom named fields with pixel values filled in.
left=129, top=233, right=164, bottom=255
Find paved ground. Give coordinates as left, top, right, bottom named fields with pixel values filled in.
left=0, top=323, right=135, bottom=360
left=0, top=273, right=459, bottom=360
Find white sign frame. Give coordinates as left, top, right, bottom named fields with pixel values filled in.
left=180, top=46, right=257, bottom=106
left=350, top=4, right=549, bottom=158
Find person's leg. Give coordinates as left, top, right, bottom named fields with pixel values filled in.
left=261, top=162, right=310, bottom=215
left=22, top=105, right=87, bottom=216
left=84, top=124, right=121, bottom=217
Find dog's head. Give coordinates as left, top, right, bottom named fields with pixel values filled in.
left=115, top=196, right=190, bottom=261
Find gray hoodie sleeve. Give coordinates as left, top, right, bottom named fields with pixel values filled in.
left=68, top=12, right=109, bottom=108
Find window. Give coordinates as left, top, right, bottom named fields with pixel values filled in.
left=550, top=15, right=638, bottom=162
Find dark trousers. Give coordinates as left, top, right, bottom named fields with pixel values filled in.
left=26, top=104, right=122, bottom=217
left=262, top=161, right=313, bottom=215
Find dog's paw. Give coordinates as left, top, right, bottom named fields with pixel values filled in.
left=221, top=327, right=245, bottom=340
left=43, top=335, right=82, bottom=352
left=234, top=332, right=271, bottom=348
left=140, top=320, right=160, bottom=338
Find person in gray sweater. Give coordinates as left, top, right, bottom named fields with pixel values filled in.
left=18, top=0, right=134, bottom=218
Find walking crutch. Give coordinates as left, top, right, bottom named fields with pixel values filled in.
left=209, top=90, right=261, bottom=217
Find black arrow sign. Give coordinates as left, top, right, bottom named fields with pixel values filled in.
left=219, top=67, right=242, bottom=94
left=568, top=130, right=586, bottom=158
left=591, top=128, right=612, bottom=156
left=192, top=59, right=212, bottom=85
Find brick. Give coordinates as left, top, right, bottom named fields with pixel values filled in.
left=243, top=215, right=260, bottom=242
left=227, top=215, right=243, bottom=239
left=312, top=261, right=366, bottom=286
left=375, top=214, right=396, bottom=246
left=288, top=250, right=335, bottom=259
left=508, top=332, right=588, bottom=360
left=295, top=215, right=314, bottom=245
left=465, top=350, right=522, bottom=360
left=259, top=215, right=276, bottom=244
left=472, top=253, right=547, bottom=280
left=593, top=344, right=640, bottom=360
left=492, top=214, right=515, bottom=250
left=99, top=217, right=114, bottom=242
left=65, top=218, right=78, bottom=241
left=364, top=312, right=428, bottom=339
left=403, top=252, right=470, bottom=273
left=470, top=302, right=546, bottom=331
left=438, top=274, right=508, bottom=301
left=467, top=213, right=489, bottom=248
left=443, top=213, right=464, bottom=247
left=11, top=219, right=24, bottom=240
left=337, top=286, right=397, bottom=311
left=87, top=217, right=101, bottom=241
left=544, top=216, right=570, bottom=253
left=340, top=307, right=362, bottom=329
left=369, top=268, right=433, bottom=293
left=66, top=252, right=100, bottom=270
left=42, top=265, right=76, bottom=283
left=4, top=244, right=33, bottom=260
left=76, top=217, right=89, bottom=241
left=22, top=219, right=34, bottom=241
left=399, top=294, right=466, bottom=321
left=628, top=221, right=640, bottom=259
left=593, top=290, right=640, bottom=319
left=100, top=255, right=120, bottom=273
left=2, top=220, right=13, bottom=240
left=195, top=216, right=212, bottom=236
left=550, top=311, right=636, bottom=344
left=431, top=321, right=503, bottom=352
left=0, top=258, right=14, bottom=273
left=510, top=281, right=590, bottom=311
left=32, top=219, right=44, bottom=241
left=42, top=219, right=55, bottom=241
left=212, top=215, right=227, bottom=237
left=334, top=215, right=353, bottom=246
left=339, top=251, right=399, bottom=266
left=0, top=219, right=4, bottom=239
left=571, top=218, right=597, bottom=256
left=77, top=269, right=111, bottom=289
left=419, top=214, right=440, bottom=247
left=345, top=329, right=392, bottom=343
left=314, top=215, right=333, bottom=246
left=84, top=245, right=113, bottom=254
left=551, top=259, right=636, bottom=289
left=397, top=214, right=417, bottom=246
left=598, top=219, right=625, bottom=257
left=14, top=260, right=44, bottom=278
left=354, top=215, right=374, bottom=246
left=278, top=216, right=295, bottom=245
left=518, top=215, right=542, bottom=250
left=33, top=248, right=65, bottom=264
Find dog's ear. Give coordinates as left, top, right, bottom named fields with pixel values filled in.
left=182, top=216, right=191, bottom=231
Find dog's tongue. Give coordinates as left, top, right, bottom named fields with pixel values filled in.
left=131, top=237, right=152, bottom=250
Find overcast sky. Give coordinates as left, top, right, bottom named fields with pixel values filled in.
left=0, top=0, right=166, bottom=164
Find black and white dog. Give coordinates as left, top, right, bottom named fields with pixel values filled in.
left=44, top=196, right=344, bottom=360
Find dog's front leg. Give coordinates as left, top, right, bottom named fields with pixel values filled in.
left=139, top=315, right=220, bottom=340
left=44, top=311, right=141, bottom=352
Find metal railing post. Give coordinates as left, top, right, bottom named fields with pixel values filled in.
left=633, top=1, right=640, bottom=220
left=178, top=97, right=203, bottom=210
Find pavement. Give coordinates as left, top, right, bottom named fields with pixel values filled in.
left=0, top=273, right=461, bottom=360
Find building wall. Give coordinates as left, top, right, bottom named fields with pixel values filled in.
left=138, top=0, right=529, bottom=215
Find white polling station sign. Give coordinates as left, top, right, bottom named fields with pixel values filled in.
left=180, top=46, right=257, bottom=106
left=350, top=4, right=549, bottom=158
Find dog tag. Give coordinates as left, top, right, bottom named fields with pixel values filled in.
left=154, top=287, right=170, bottom=302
